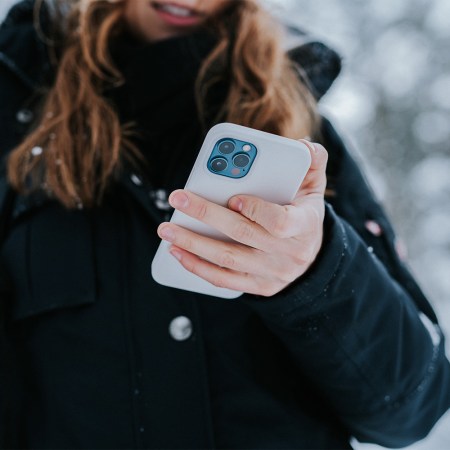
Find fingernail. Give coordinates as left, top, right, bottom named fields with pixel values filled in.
left=170, top=248, right=182, bottom=261
left=159, top=226, right=175, bottom=242
left=229, top=197, right=242, bottom=212
left=170, top=192, right=189, bottom=209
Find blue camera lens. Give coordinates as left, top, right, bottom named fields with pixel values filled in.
left=218, top=140, right=235, bottom=154
left=233, top=153, right=250, bottom=168
left=210, top=157, right=228, bottom=172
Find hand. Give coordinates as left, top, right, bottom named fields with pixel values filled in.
left=157, top=141, right=328, bottom=297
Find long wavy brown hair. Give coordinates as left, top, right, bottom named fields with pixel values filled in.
left=7, top=0, right=319, bottom=209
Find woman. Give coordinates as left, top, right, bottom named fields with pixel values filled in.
left=0, top=0, right=449, bottom=448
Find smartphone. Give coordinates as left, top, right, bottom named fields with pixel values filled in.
left=151, top=122, right=311, bottom=299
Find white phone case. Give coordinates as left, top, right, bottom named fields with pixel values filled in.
left=151, top=123, right=311, bottom=299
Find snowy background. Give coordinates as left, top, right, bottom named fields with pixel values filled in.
left=267, top=1, right=450, bottom=448
left=1, top=0, right=449, bottom=449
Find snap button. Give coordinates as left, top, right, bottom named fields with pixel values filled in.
left=16, top=108, right=34, bottom=124
left=31, top=146, right=43, bottom=156
left=169, top=316, right=193, bottom=341
left=365, top=220, right=383, bottom=237
left=151, top=189, right=172, bottom=211
left=130, top=173, right=143, bottom=186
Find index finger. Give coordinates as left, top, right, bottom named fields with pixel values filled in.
left=168, top=189, right=277, bottom=251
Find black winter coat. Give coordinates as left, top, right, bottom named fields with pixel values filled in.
left=1, top=2, right=449, bottom=449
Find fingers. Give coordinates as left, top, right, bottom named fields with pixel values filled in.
left=167, top=190, right=278, bottom=252
left=167, top=246, right=285, bottom=297
left=157, top=222, right=269, bottom=277
left=155, top=141, right=328, bottom=297
left=158, top=219, right=309, bottom=282
left=295, top=140, right=328, bottom=197
left=228, top=196, right=317, bottom=239
left=227, top=141, right=327, bottom=238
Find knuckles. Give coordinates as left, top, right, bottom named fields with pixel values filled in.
left=177, top=234, right=194, bottom=252
left=194, top=201, right=209, bottom=221
left=288, top=239, right=320, bottom=269
left=290, top=251, right=312, bottom=268
left=232, top=220, right=255, bottom=242
left=269, top=206, right=296, bottom=239
left=244, top=199, right=261, bottom=223
left=210, top=276, right=229, bottom=289
left=217, top=250, right=237, bottom=269
left=274, top=260, right=303, bottom=284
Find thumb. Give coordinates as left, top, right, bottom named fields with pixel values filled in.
left=293, top=140, right=328, bottom=201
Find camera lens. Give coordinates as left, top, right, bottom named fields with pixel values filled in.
left=210, top=157, right=228, bottom=172
left=218, top=140, right=235, bottom=154
left=233, top=153, right=250, bottom=168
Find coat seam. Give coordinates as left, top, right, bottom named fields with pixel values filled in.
left=119, top=210, right=142, bottom=448
left=190, top=298, right=217, bottom=449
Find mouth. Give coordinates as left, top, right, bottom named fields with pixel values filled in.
left=151, top=2, right=204, bottom=19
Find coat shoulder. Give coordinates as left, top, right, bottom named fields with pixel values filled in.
left=0, top=0, right=53, bottom=91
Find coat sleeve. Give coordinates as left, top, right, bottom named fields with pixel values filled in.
left=240, top=119, right=450, bottom=448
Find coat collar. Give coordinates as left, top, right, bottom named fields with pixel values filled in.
left=288, top=41, right=341, bottom=101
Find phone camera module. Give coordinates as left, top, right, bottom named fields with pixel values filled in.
left=233, top=153, right=250, bottom=168
left=208, top=137, right=256, bottom=178
left=218, top=140, right=235, bottom=154
left=210, top=157, right=228, bottom=172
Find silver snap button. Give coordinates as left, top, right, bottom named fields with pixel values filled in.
left=151, top=189, right=172, bottom=211
left=16, top=109, right=34, bottom=124
left=130, top=173, right=143, bottom=186
left=169, top=316, right=193, bottom=341
left=31, top=146, right=43, bottom=156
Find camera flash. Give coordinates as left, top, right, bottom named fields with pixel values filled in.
left=243, top=144, right=251, bottom=152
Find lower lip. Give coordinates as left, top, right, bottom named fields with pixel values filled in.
left=151, top=3, right=203, bottom=27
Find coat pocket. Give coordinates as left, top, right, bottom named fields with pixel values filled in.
left=2, top=202, right=96, bottom=321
